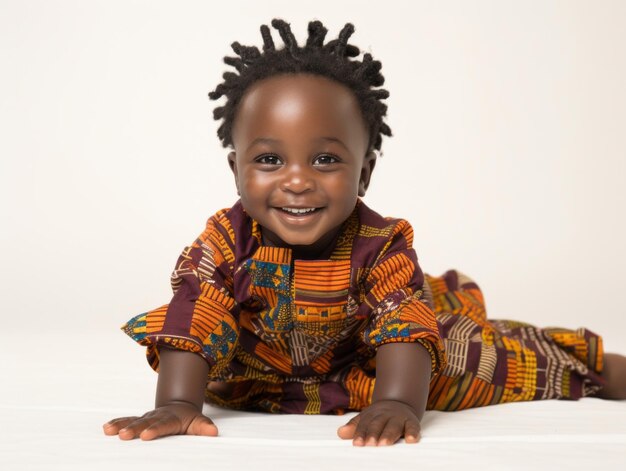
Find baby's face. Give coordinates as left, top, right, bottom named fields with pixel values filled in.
left=228, top=73, right=376, bottom=254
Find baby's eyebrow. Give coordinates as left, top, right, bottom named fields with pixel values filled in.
left=316, top=137, right=349, bottom=150
left=247, top=136, right=348, bottom=151
left=246, top=137, right=280, bottom=151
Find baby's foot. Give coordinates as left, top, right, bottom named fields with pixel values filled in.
left=596, top=353, right=626, bottom=399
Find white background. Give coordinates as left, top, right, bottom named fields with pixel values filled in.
left=1, top=0, right=625, bottom=353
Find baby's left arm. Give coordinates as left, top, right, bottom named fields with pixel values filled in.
left=337, top=341, right=431, bottom=446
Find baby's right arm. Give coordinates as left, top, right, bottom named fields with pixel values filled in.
left=102, top=346, right=217, bottom=440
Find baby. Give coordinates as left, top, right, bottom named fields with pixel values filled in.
left=103, top=18, right=626, bottom=447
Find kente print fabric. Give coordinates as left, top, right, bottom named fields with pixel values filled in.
left=121, top=199, right=605, bottom=414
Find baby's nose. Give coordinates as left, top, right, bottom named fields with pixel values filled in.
left=280, top=165, right=316, bottom=193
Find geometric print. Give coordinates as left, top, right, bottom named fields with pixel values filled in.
left=421, top=270, right=605, bottom=411
left=119, top=199, right=606, bottom=415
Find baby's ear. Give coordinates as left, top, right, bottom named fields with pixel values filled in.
left=358, top=151, right=377, bottom=196
left=227, top=151, right=236, bottom=171
left=227, top=152, right=240, bottom=195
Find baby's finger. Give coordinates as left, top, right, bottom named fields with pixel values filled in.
left=336, top=414, right=360, bottom=439
left=354, top=414, right=387, bottom=446
left=187, top=415, right=219, bottom=437
left=376, top=418, right=407, bottom=446
left=117, top=417, right=161, bottom=440
left=403, top=419, right=421, bottom=444
left=102, top=417, right=140, bottom=435
left=137, top=416, right=183, bottom=441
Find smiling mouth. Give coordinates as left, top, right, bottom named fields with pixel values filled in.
left=273, top=207, right=324, bottom=217
left=280, top=207, right=321, bottom=214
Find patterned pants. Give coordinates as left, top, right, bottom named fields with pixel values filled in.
left=423, top=270, right=605, bottom=411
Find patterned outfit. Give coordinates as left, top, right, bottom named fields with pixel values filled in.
left=121, top=199, right=605, bottom=414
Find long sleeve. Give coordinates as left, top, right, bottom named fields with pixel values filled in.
left=358, top=219, right=447, bottom=376
left=121, top=209, right=239, bottom=375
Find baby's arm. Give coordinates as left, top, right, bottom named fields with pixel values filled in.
left=337, top=341, right=431, bottom=446
left=103, top=346, right=217, bottom=440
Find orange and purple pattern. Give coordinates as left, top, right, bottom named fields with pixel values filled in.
left=121, top=199, right=605, bottom=414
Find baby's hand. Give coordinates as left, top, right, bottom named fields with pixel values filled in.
left=102, top=402, right=218, bottom=441
left=336, top=399, right=421, bottom=447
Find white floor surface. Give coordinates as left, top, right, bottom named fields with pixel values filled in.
left=2, top=332, right=625, bottom=471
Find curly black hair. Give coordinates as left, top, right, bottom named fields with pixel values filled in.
left=208, top=18, right=392, bottom=155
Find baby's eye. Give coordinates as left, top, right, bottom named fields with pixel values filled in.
left=313, top=154, right=340, bottom=166
left=256, top=154, right=282, bottom=165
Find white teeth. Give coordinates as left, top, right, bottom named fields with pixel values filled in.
left=281, top=207, right=317, bottom=214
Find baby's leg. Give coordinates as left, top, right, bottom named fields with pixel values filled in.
left=595, top=353, right=626, bottom=399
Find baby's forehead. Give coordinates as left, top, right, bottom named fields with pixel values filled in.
left=232, top=74, right=368, bottom=145
left=242, top=75, right=357, bottom=108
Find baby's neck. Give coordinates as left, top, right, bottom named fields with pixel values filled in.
left=261, top=228, right=339, bottom=261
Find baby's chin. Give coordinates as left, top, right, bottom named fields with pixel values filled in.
left=259, top=225, right=339, bottom=255
left=265, top=233, right=326, bottom=249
